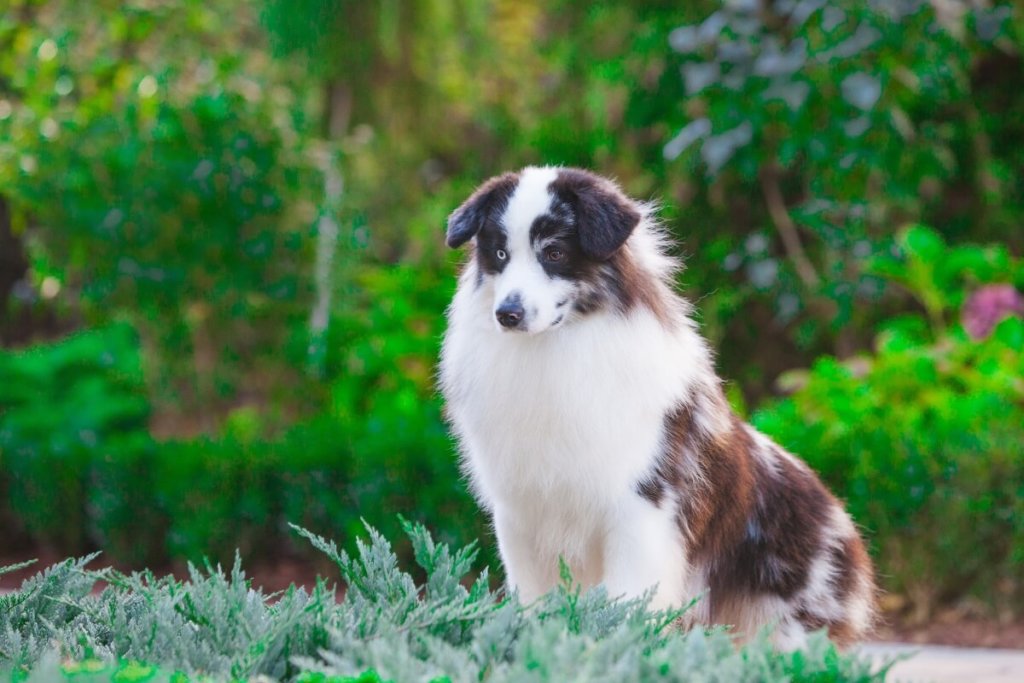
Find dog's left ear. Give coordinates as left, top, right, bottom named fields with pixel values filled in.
left=552, top=169, right=642, bottom=260
left=446, top=172, right=519, bottom=248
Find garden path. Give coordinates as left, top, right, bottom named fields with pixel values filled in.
left=861, top=642, right=1024, bottom=682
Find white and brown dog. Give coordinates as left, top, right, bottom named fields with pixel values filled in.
left=439, top=166, right=875, bottom=647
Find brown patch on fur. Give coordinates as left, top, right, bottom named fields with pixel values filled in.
left=683, top=414, right=757, bottom=568
left=635, top=475, right=666, bottom=506
left=639, top=387, right=874, bottom=639
left=636, top=401, right=688, bottom=506
left=607, top=245, right=675, bottom=326
left=795, top=608, right=829, bottom=632
left=725, top=452, right=832, bottom=599
left=830, top=535, right=866, bottom=602
left=827, top=534, right=875, bottom=645
left=827, top=619, right=858, bottom=647
left=641, top=393, right=761, bottom=626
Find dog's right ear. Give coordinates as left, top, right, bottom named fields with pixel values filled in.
left=446, top=172, right=519, bottom=248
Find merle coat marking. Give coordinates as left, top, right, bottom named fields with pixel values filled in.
left=439, top=166, right=875, bottom=648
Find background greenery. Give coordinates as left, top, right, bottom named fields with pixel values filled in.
left=1, top=0, right=1022, bottom=635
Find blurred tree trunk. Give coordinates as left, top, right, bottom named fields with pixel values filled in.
left=307, top=82, right=350, bottom=377
left=0, top=195, right=29, bottom=346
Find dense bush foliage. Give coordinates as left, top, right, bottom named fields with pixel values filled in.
left=0, top=324, right=148, bottom=554
left=666, top=0, right=1022, bottom=390
left=0, top=1, right=319, bottom=420
left=0, top=524, right=883, bottom=682
left=755, top=225, right=1024, bottom=620
left=1, top=0, right=1023, bottom=634
left=0, top=324, right=481, bottom=567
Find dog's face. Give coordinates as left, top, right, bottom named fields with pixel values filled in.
left=447, top=167, right=642, bottom=334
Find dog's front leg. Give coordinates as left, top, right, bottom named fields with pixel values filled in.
left=601, top=494, right=687, bottom=612
left=493, top=506, right=553, bottom=604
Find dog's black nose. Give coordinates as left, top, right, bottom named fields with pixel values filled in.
left=496, top=298, right=525, bottom=329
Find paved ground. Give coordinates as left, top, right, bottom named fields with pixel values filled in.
left=860, top=642, right=1024, bottom=682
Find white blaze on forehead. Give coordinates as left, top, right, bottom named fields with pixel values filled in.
left=500, top=166, right=559, bottom=247
left=491, top=166, right=571, bottom=333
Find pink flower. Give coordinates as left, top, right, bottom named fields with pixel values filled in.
left=961, top=284, right=1024, bottom=339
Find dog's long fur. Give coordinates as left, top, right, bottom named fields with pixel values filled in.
left=439, top=166, right=875, bottom=648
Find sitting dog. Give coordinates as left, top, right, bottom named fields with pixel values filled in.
left=439, top=166, right=875, bottom=647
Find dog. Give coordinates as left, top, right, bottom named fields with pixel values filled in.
left=439, top=166, right=875, bottom=648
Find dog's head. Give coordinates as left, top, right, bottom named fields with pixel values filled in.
left=447, top=166, right=643, bottom=334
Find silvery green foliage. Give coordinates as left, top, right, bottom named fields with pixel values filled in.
left=1, top=522, right=885, bottom=682
left=295, top=521, right=883, bottom=683
left=79, top=557, right=334, bottom=680
left=0, top=551, right=333, bottom=680
left=0, top=555, right=98, bottom=670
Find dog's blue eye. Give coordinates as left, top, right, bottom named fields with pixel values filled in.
left=496, top=249, right=507, bottom=261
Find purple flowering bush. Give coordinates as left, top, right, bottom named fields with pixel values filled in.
left=963, top=284, right=1024, bottom=340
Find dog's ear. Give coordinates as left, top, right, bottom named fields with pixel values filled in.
left=551, top=169, right=642, bottom=260
left=446, top=172, right=519, bottom=248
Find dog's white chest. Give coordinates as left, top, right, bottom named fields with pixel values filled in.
left=441, top=300, right=699, bottom=512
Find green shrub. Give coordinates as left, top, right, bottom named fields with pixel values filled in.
left=0, top=304, right=483, bottom=569
left=0, top=324, right=149, bottom=553
left=88, top=432, right=166, bottom=566
left=754, top=226, right=1024, bottom=619
left=0, top=524, right=885, bottom=683
left=0, top=400, right=480, bottom=572
left=318, top=261, right=484, bottom=552
left=0, top=2, right=318, bottom=420
left=662, top=1, right=1022, bottom=399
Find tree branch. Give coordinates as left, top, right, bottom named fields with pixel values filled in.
left=759, top=163, right=820, bottom=289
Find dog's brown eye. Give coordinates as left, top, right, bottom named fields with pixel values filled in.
left=545, top=248, right=564, bottom=262
left=496, top=249, right=507, bottom=261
